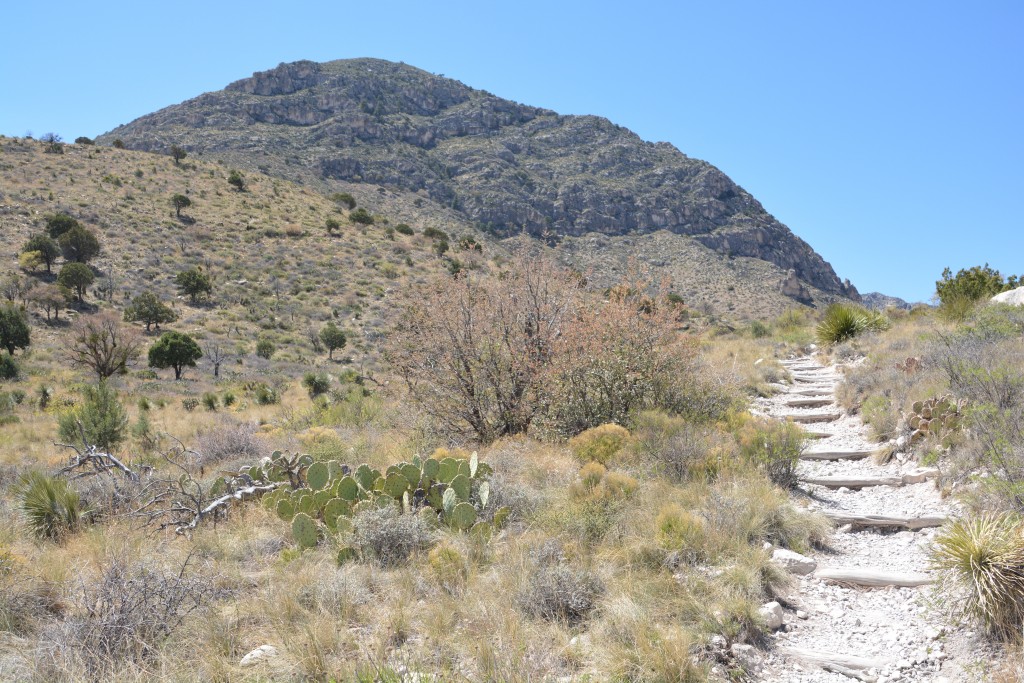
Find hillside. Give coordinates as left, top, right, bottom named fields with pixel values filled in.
left=97, top=58, right=859, bottom=317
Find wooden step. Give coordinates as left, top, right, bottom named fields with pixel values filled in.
left=789, top=388, right=835, bottom=397
left=791, top=374, right=840, bottom=383
left=801, top=475, right=904, bottom=489
left=801, top=430, right=833, bottom=439
left=780, top=646, right=892, bottom=681
left=800, top=449, right=872, bottom=461
left=787, top=397, right=834, bottom=408
left=814, top=567, right=932, bottom=588
left=783, top=412, right=842, bottom=424
left=822, top=511, right=947, bottom=530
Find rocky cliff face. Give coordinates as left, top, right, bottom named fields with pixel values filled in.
left=98, top=58, right=858, bottom=299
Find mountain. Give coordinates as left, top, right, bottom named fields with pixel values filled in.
left=97, top=58, right=859, bottom=316
left=861, top=292, right=913, bottom=310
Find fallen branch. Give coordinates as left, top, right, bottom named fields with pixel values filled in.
left=175, top=481, right=287, bottom=535
left=55, top=442, right=140, bottom=482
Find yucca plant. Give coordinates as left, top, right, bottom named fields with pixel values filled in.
left=931, top=513, right=1024, bottom=641
left=815, top=303, right=890, bottom=345
left=15, top=471, right=87, bottom=540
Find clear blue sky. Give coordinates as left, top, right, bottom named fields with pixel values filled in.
left=3, top=1, right=1021, bottom=303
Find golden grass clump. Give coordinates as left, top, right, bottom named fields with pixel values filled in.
left=568, top=423, right=630, bottom=465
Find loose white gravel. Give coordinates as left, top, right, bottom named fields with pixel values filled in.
left=752, top=356, right=995, bottom=683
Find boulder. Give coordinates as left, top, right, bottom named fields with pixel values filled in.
left=771, top=548, right=817, bottom=575
left=759, top=601, right=784, bottom=630
left=240, top=644, right=278, bottom=668
left=731, top=643, right=762, bottom=672
left=992, top=286, right=1024, bottom=306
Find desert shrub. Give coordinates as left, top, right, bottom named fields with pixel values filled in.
left=201, top=392, right=218, bottom=411
left=518, top=546, right=603, bottom=624
left=627, top=411, right=736, bottom=482
left=750, top=320, right=770, bottom=338
left=352, top=506, right=435, bottom=567
left=194, top=422, right=266, bottom=469
left=394, top=223, right=413, bottom=236
left=252, top=382, right=279, bottom=405
left=931, top=513, right=1024, bottom=641
left=861, top=394, right=897, bottom=442
left=181, top=397, right=199, bottom=412
left=330, top=192, right=356, bottom=209
left=422, top=227, right=448, bottom=241
left=302, top=372, right=331, bottom=398
left=349, top=207, right=374, bottom=225
left=222, top=391, right=236, bottom=407
left=936, top=264, right=1019, bottom=308
left=255, top=338, right=275, bottom=360
left=40, top=555, right=220, bottom=676
left=569, top=423, right=630, bottom=464
left=816, top=303, right=889, bottom=345
left=657, top=503, right=708, bottom=564
left=57, top=382, right=128, bottom=452
left=427, top=543, right=468, bottom=595
left=0, top=353, right=19, bottom=380
left=732, top=414, right=805, bottom=488
left=15, top=471, right=87, bottom=540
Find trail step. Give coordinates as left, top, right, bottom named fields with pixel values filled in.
left=783, top=412, right=842, bottom=424
left=814, top=567, right=932, bottom=588
left=800, top=449, right=872, bottom=461
left=789, top=388, right=835, bottom=397
left=801, top=475, right=904, bottom=489
left=801, top=430, right=833, bottom=439
left=822, top=511, right=947, bottom=530
left=791, top=374, right=840, bottom=383
left=787, top=397, right=834, bottom=408
left=779, top=647, right=892, bottom=681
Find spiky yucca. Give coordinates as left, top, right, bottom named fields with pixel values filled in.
left=931, top=514, right=1024, bottom=641
left=15, top=471, right=86, bottom=540
left=815, top=303, right=890, bottom=345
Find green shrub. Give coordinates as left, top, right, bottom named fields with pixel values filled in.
left=255, top=338, right=275, bottom=360
left=330, top=192, right=356, bottom=209
left=201, top=393, right=219, bottom=411
left=302, top=372, right=331, bottom=398
left=222, top=391, right=236, bottom=407
left=569, top=424, right=631, bottom=465
left=253, top=383, right=279, bottom=405
left=395, top=223, right=414, bottom=236
left=931, top=513, right=1024, bottom=640
left=349, top=208, right=374, bottom=225
left=0, top=353, right=19, bottom=380
left=861, top=394, right=896, bottom=442
left=15, top=471, right=87, bottom=540
left=181, top=397, right=199, bottom=412
left=423, top=227, right=449, bottom=241
left=750, top=320, right=770, bottom=338
left=733, top=414, right=805, bottom=488
left=57, top=382, right=128, bottom=451
left=936, top=264, right=1019, bottom=307
left=815, top=303, right=889, bottom=345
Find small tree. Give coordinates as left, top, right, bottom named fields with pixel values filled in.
left=255, top=338, right=275, bottom=360
left=319, top=322, right=347, bottom=360
left=174, top=268, right=212, bottom=303
left=202, top=342, right=229, bottom=378
left=22, top=233, right=60, bottom=273
left=68, top=312, right=142, bottom=380
left=123, top=292, right=177, bottom=331
left=46, top=213, right=81, bottom=239
left=58, top=262, right=94, bottom=302
left=170, top=145, right=187, bottom=165
left=59, top=225, right=101, bottom=263
left=58, top=382, right=128, bottom=451
left=0, top=305, right=30, bottom=355
left=41, top=132, right=64, bottom=154
left=19, top=251, right=45, bottom=273
left=227, top=170, right=246, bottom=192
left=27, top=284, right=71, bottom=321
left=936, top=264, right=1020, bottom=306
left=149, top=331, right=203, bottom=380
left=75, top=137, right=94, bottom=145
left=171, top=193, right=192, bottom=218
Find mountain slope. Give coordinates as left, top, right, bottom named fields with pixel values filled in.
left=97, top=58, right=858, bottom=310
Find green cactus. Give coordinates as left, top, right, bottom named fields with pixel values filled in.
left=327, top=460, right=344, bottom=479
left=400, top=463, right=421, bottom=487
left=336, top=546, right=358, bottom=565
left=323, top=497, right=349, bottom=528
left=291, top=512, right=319, bottom=549
left=276, top=498, right=295, bottom=522
left=904, top=394, right=967, bottom=444
left=336, top=476, right=359, bottom=501
left=314, top=489, right=333, bottom=510
left=449, top=474, right=471, bottom=502
left=355, top=464, right=378, bottom=491
left=457, top=459, right=471, bottom=478
left=493, top=506, right=511, bottom=529
left=449, top=502, right=477, bottom=531
left=442, top=488, right=457, bottom=516
left=438, top=458, right=459, bottom=483
left=422, top=458, right=439, bottom=480
left=382, top=472, right=411, bottom=499
left=307, top=461, right=330, bottom=490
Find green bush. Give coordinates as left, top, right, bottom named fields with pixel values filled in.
left=395, top=223, right=414, bottom=236
left=0, top=353, right=19, bottom=380
left=253, top=383, right=279, bottom=405
left=733, top=414, right=805, bottom=488
left=936, top=264, right=1019, bottom=307
left=182, top=397, right=199, bottom=412
left=931, top=513, right=1024, bottom=640
left=255, top=338, right=275, bottom=360
left=330, top=192, right=356, bottom=209
left=815, top=303, right=889, bottom=345
left=423, top=227, right=449, bottom=241
left=750, top=320, right=771, bottom=338
left=57, top=382, right=128, bottom=452
left=302, top=372, right=331, bottom=398
left=201, top=393, right=219, bottom=411
left=15, top=471, right=87, bottom=540
left=568, top=424, right=630, bottom=465
left=349, top=208, right=374, bottom=225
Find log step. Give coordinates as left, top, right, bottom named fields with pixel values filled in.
left=787, top=397, right=834, bottom=408
left=783, top=412, right=842, bottom=424
left=779, top=646, right=892, bottom=680
left=789, top=388, right=835, bottom=397
left=822, top=511, right=947, bottom=530
left=814, top=567, right=932, bottom=587
left=792, top=374, right=840, bottom=383
left=801, top=449, right=873, bottom=461
left=801, top=430, right=833, bottom=439
left=801, top=475, right=904, bottom=489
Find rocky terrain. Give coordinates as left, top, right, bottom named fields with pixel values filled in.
left=97, top=58, right=859, bottom=316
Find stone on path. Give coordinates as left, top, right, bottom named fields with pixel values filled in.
left=772, top=548, right=817, bottom=575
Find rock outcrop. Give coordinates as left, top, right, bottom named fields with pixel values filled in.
left=98, top=58, right=858, bottom=299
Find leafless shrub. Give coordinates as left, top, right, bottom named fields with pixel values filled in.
left=353, top=506, right=435, bottom=567
left=36, top=553, right=222, bottom=679
left=194, top=421, right=267, bottom=470
left=518, top=544, right=604, bottom=624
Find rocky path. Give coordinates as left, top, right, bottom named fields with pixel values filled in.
left=751, top=356, right=986, bottom=683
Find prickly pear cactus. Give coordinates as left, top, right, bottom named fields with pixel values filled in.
left=276, top=498, right=295, bottom=522
left=291, top=512, right=319, bottom=549
left=449, top=474, right=471, bottom=502
left=449, top=502, right=477, bottom=531
left=904, top=394, right=967, bottom=443
left=307, top=462, right=330, bottom=490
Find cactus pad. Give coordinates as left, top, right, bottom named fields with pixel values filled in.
left=449, top=502, right=477, bottom=531
left=276, top=498, right=295, bottom=522
left=449, top=474, right=471, bottom=502
left=307, top=462, right=330, bottom=490
left=291, top=512, right=319, bottom=549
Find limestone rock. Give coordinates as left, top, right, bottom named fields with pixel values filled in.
left=731, top=643, right=762, bottom=672
left=759, top=601, right=784, bottom=630
left=240, top=644, right=278, bottom=667
left=992, top=286, right=1024, bottom=306
left=780, top=268, right=812, bottom=302
left=771, top=548, right=817, bottom=575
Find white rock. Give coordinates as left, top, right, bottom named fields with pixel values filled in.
left=240, top=644, right=278, bottom=667
left=796, top=609, right=809, bottom=620
left=759, top=601, right=784, bottom=630
left=730, top=643, right=761, bottom=671
left=992, top=286, right=1024, bottom=306
left=903, top=466, right=939, bottom=484
left=771, top=548, right=817, bottom=575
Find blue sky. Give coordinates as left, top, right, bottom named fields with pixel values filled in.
left=2, top=1, right=1021, bottom=303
